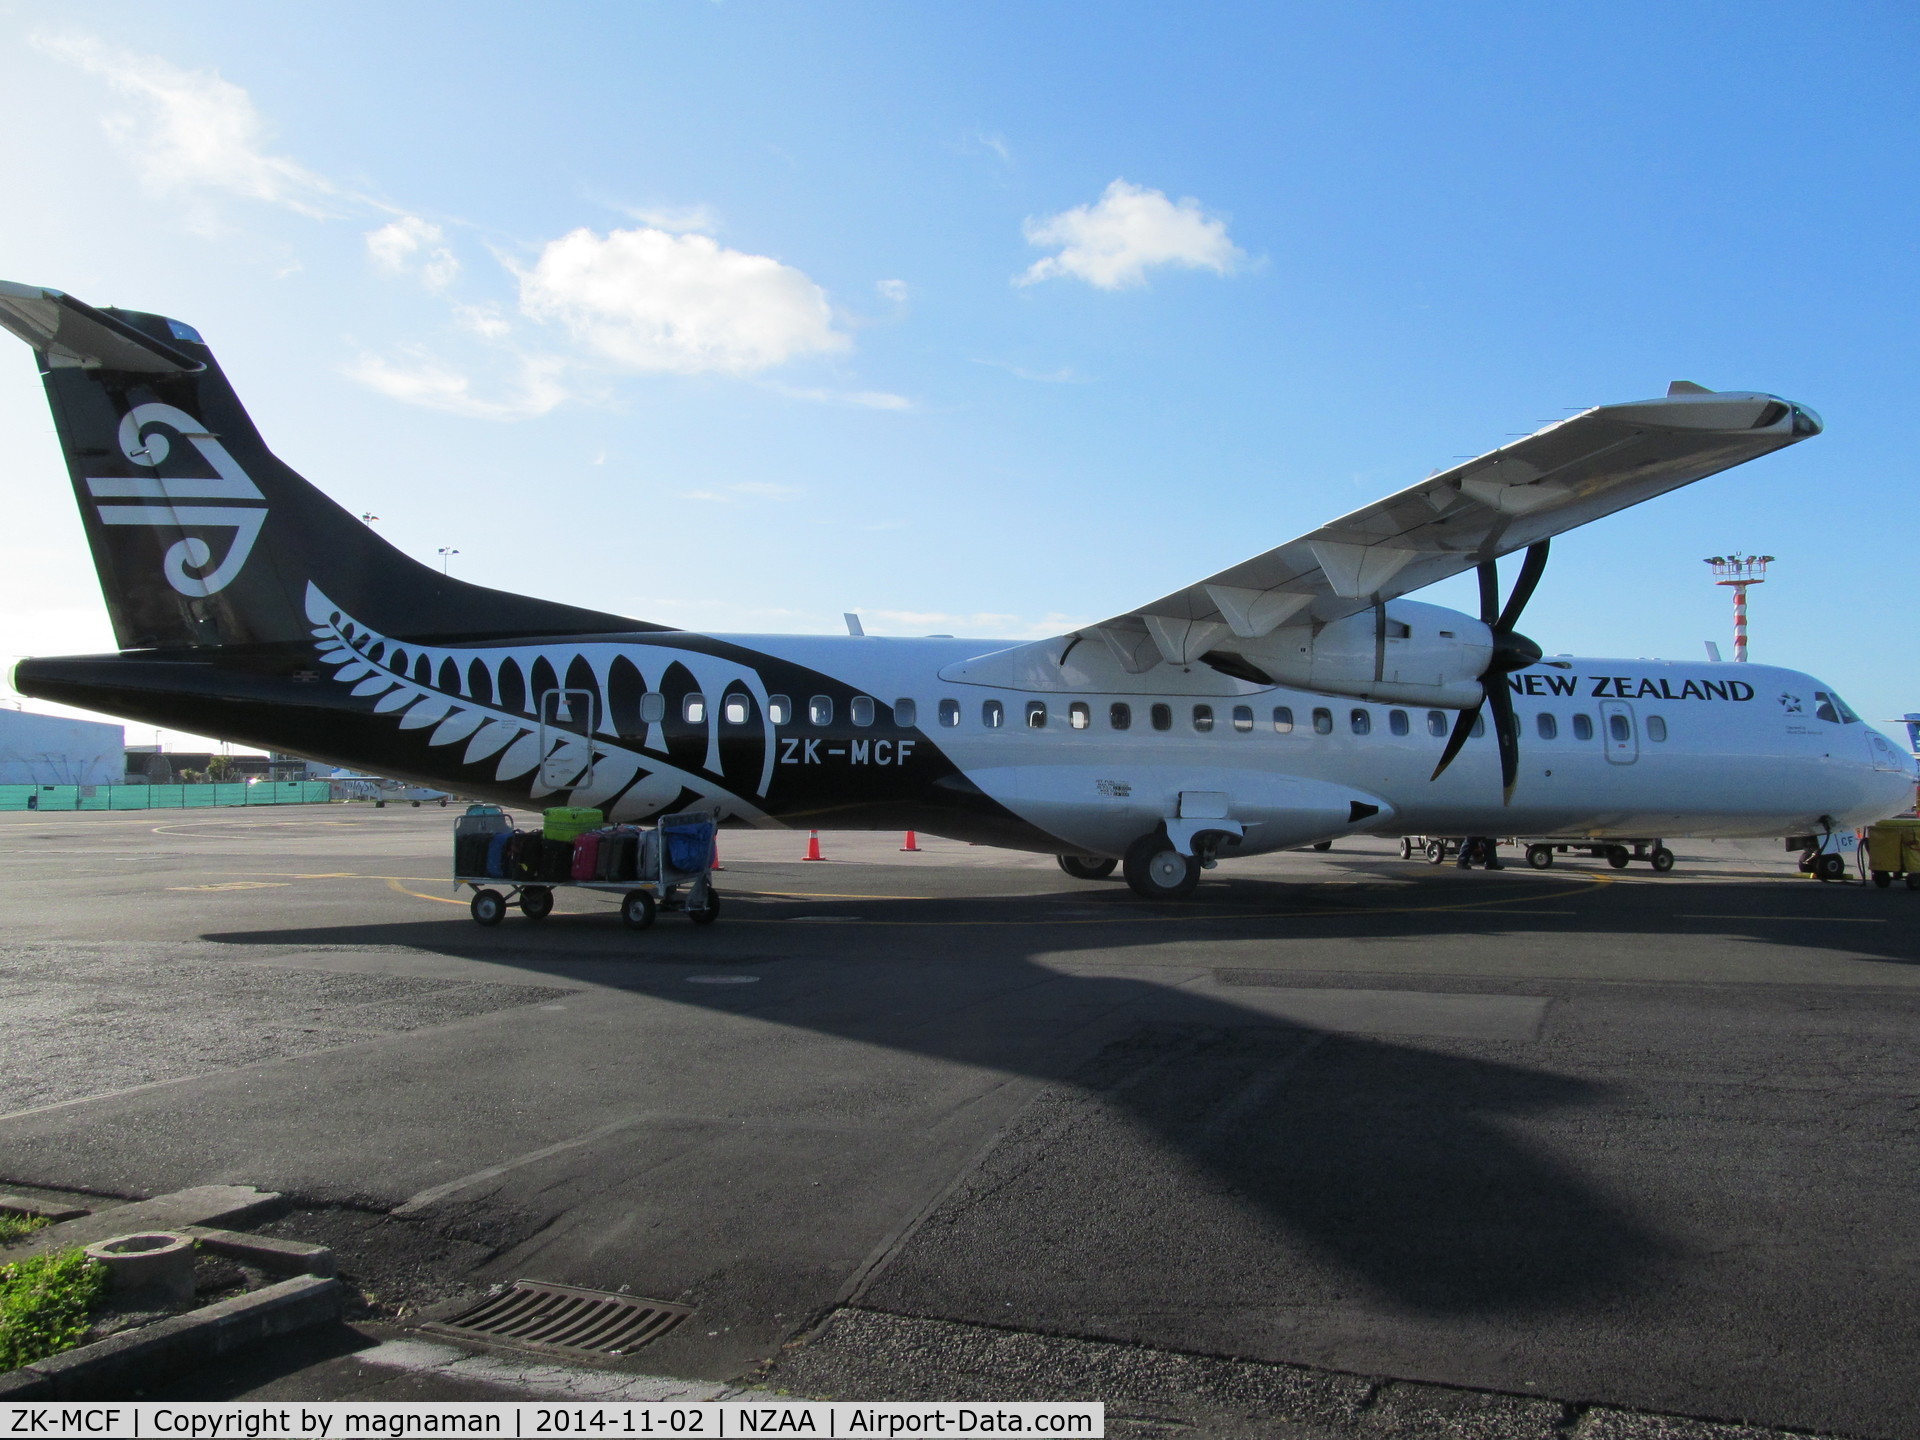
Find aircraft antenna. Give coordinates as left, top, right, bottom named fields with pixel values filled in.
left=1703, top=553, right=1774, bottom=662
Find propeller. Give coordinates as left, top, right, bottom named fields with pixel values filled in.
left=1429, top=540, right=1549, bottom=802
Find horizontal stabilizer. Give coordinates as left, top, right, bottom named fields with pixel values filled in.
left=0, top=281, right=204, bottom=375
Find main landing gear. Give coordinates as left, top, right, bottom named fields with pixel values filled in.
left=1057, top=854, right=1118, bottom=880
left=1122, top=832, right=1201, bottom=901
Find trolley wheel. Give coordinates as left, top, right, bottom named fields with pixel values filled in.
left=1398, top=838, right=1414, bottom=860
left=621, top=890, right=657, bottom=930
left=1526, top=845, right=1554, bottom=870
left=1906, top=873, right=1920, bottom=891
left=1605, top=845, right=1632, bottom=869
left=1057, top=855, right=1118, bottom=880
left=1649, top=847, right=1676, bottom=874
left=1425, top=840, right=1447, bottom=865
left=469, top=889, right=506, bottom=926
left=688, top=888, right=722, bottom=926
left=520, top=886, right=554, bottom=920
left=1815, top=852, right=1846, bottom=881
left=411, top=800, right=420, bottom=807
left=1872, top=870, right=1892, bottom=889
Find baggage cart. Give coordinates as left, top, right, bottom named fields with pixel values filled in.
left=1515, top=838, right=1676, bottom=872
left=452, top=806, right=722, bottom=931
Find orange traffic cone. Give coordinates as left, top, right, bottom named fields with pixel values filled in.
left=901, top=830, right=920, bottom=852
left=710, top=837, right=723, bottom=871
left=803, top=829, right=824, bottom=861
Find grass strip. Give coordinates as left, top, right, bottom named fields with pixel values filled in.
left=0, top=1214, right=50, bottom=1245
left=1, top=1248, right=105, bottom=1370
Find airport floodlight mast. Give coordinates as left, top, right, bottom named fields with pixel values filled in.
left=1703, top=552, right=1774, bottom=662
left=438, top=546, right=459, bottom=574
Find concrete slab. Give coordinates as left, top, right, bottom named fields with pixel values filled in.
left=5, top=1185, right=280, bottom=1259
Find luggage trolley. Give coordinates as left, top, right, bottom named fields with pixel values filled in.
left=453, top=805, right=722, bottom=931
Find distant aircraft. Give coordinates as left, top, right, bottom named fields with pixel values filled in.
left=2, top=281, right=1910, bottom=899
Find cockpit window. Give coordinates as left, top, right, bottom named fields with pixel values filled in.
left=1833, top=692, right=1860, bottom=723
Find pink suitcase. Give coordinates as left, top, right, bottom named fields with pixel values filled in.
left=571, top=831, right=601, bottom=881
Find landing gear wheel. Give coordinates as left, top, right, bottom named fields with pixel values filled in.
left=687, top=888, right=722, bottom=926
left=1814, top=852, right=1846, bottom=881
left=1872, top=870, right=1892, bottom=889
left=411, top=800, right=421, bottom=807
left=621, top=890, right=657, bottom=930
left=1425, top=840, right=1447, bottom=865
left=1123, top=833, right=1201, bottom=901
left=1526, top=845, right=1554, bottom=870
left=1057, top=855, right=1118, bottom=880
left=520, top=886, right=553, bottom=920
left=1311, top=840, right=1333, bottom=852
left=1397, top=838, right=1414, bottom=860
left=1649, top=847, right=1675, bottom=873
left=469, top=889, right=505, bottom=926
left=1605, top=845, right=1631, bottom=869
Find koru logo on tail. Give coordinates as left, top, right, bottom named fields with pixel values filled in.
left=85, top=403, right=267, bottom=596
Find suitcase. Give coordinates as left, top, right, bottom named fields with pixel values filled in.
left=571, top=832, right=601, bottom=881
left=595, top=831, right=622, bottom=882
left=455, top=833, right=489, bottom=876
left=485, top=831, right=514, bottom=879
left=544, top=837, right=574, bottom=882
left=508, top=830, right=539, bottom=881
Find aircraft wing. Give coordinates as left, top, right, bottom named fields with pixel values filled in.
left=1069, top=385, right=1820, bottom=671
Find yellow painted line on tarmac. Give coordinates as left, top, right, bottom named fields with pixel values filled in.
left=388, top=878, right=467, bottom=906
left=1680, top=913, right=1887, bottom=924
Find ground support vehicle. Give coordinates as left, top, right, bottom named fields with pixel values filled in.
left=456, top=811, right=721, bottom=931
left=1518, top=838, right=1676, bottom=872
left=1863, top=819, right=1920, bottom=889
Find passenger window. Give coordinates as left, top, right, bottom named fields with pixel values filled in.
left=1350, top=708, right=1371, bottom=736
left=894, top=698, right=917, bottom=728
left=1646, top=715, right=1668, bottom=742
left=683, top=694, right=707, bottom=724
left=1026, top=701, right=1047, bottom=729
left=1273, top=706, right=1294, bottom=733
left=1312, top=707, right=1333, bottom=735
left=1609, top=713, right=1632, bottom=742
left=938, top=698, right=960, bottom=727
left=1572, top=713, right=1593, bottom=741
left=1110, top=703, right=1132, bottom=731
left=723, top=695, right=749, bottom=725
left=983, top=700, right=1004, bottom=729
left=640, top=692, right=667, bottom=725
left=1069, top=702, right=1090, bottom=730
left=1537, top=713, right=1557, bottom=740
left=1232, top=704, right=1253, bottom=733
left=1389, top=709, right=1409, bottom=736
left=1193, top=704, right=1214, bottom=733
left=851, top=696, right=875, bottom=727
left=1426, top=710, right=1447, bottom=737
left=808, top=695, right=833, bottom=726
left=1470, top=713, right=1485, bottom=738
left=1150, top=703, right=1172, bottom=731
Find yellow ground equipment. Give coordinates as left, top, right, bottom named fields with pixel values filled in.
left=1864, top=818, right=1920, bottom=889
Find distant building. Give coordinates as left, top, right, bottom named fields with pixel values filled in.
left=0, top=709, right=125, bottom=786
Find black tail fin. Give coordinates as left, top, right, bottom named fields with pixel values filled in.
left=0, top=281, right=657, bottom=653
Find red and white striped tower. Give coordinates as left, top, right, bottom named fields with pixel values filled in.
left=1704, top=553, right=1774, bottom=663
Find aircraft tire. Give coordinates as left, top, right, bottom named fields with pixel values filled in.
left=1606, top=846, right=1632, bottom=869
left=688, top=889, right=722, bottom=926
left=521, top=886, right=554, bottom=920
left=1425, top=840, right=1447, bottom=865
left=1526, top=845, right=1554, bottom=870
left=1397, top=838, right=1413, bottom=859
left=1057, top=855, right=1118, bottom=880
left=622, top=890, right=657, bottom=930
left=1311, top=840, right=1333, bottom=852
left=470, top=889, right=505, bottom=926
left=1814, top=853, right=1846, bottom=882
left=1650, top=847, right=1676, bottom=873
left=1123, top=833, right=1200, bottom=901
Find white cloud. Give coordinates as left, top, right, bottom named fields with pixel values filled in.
left=343, top=352, right=569, bottom=420
left=768, top=384, right=913, bottom=411
left=1019, top=179, right=1243, bottom=290
left=682, top=481, right=803, bottom=505
left=517, top=226, right=850, bottom=375
left=620, top=203, right=720, bottom=234
left=366, top=217, right=460, bottom=290
left=36, top=32, right=336, bottom=216
left=876, top=279, right=909, bottom=303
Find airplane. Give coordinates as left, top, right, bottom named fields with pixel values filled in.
left=1, top=280, right=1912, bottom=904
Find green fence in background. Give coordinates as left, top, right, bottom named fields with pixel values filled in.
left=0, top=781, right=334, bottom=812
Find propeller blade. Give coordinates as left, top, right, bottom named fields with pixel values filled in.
left=1495, top=540, right=1551, bottom=634
left=1488, top=677, right=1521, bottom=803
left=1476, top=561, right=1500, bottom=626
left=1430, top=700, right=1482, bottom=782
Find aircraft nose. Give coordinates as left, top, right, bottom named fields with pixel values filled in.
left=1791, top=404, right=1822, bottom=436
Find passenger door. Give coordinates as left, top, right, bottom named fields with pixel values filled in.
left=1599, top=699, right=1638, bottom=765
left=537, top=687, right=598, bottom=789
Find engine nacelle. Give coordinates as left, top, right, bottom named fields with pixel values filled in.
left=1217, top=599, right=1491, bottom=708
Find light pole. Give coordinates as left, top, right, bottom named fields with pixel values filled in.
left=1703, top=553, right=1774, bottom=662
left=437, top=547, right=459, bottom=575
left=360, top=513, right=379, bottom=526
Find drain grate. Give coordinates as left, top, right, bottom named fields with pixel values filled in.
left=422, top=1280, right=692, bottom=1359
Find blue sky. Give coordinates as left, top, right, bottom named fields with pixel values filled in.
left=1, top=2, right=1915, bottom=748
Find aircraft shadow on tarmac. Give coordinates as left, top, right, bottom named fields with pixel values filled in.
left=192, top=870, right=1915, bottom=1321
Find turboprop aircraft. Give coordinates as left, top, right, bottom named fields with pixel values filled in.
left=2, top=281, right=1912, bottom=900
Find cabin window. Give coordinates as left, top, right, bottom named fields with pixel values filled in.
left=1151, top=703, right=1173, bottom=731
left=851, top=696, right=875, bottom=727
left=1427, top=710, right=1447, bottom=737
left=1350, top=708, right=1371, bottom=736
left=1536, top=712, right=1557, bottom=739
left=1069, top=702, right=1091, bottom=730
left=1312, top=707, right=1333, bottom=735
left=938, top=698, right=960, bottom=727
left=808, top=695, right=833, bottom=726
left=1273, top=706, right=1294, bottom=733
left=1389, top=709, right=1409, bottom=736
left=1609, top=713, right=1632, bottom=742
left=1471, top=713, right=1486, bottom=738
left=1192, top=704, right=1214, bottom=733
left=1110, top=703, right=1132, bottom=731
left=640, top=692, right=667, bottom=725
left=895, top=698, right=917, bottom=728
left=723, top=695, right=750, bottom=725
left=1572, top=713, right=1594, bottom=740
left=983, top=700, right=1004, bottom=728
left=1232, top=704, right=1254, bottom=733
left=1026, top=701, right=1048, bottom=729
left=1646, top=714, right=1668, bottom=742
left=683, top=694, right=707, bottom=724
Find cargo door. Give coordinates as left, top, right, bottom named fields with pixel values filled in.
left=1598, top=699, right=1638, bottom=764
